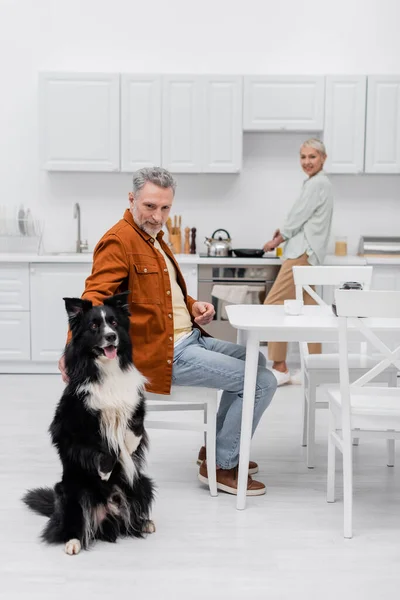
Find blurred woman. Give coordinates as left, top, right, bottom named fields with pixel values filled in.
left=263, top=138, right=333, bottom=386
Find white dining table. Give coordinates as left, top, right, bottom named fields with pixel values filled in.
left=225, top=303, right=400, bottom=510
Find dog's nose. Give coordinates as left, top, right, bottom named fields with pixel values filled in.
left=105, top=333, right=117, bottom=344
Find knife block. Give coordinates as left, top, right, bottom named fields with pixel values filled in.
left=170, top=233, right=181, bottom=254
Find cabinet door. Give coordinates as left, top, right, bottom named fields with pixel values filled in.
left=39, top=72, right=120, bottom=172
left=243, top=76, right=325, bottom=131
left=0, top=312, right=30, bottom=361
left=30, top=263, right=90, bottom=361
left=365, top=76, right=400, bottom=174
left=179, top=264, right=198, bottom=298
left=120, top=74, right=161, bottom=172
left=324, top=76, right=366, bottom=174
left=162, top=75, right=203, bottom=173
left=203, top=76, right=243, bottom=173
left=0, top=265, right=30, bottom=310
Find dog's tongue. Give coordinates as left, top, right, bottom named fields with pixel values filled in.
left=104, top=346, right=117, bottom=360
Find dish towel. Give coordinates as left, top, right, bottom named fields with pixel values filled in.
left=211, top=285, right=250, bottom=320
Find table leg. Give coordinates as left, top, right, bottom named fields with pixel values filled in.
left=236, top=331, right=260, bottom=510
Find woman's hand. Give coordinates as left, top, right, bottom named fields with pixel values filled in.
left=263, top=240, right=277, bottom=252
left=192, top=301, right=215, bottom=325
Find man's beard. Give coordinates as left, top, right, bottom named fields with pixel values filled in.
left=131, top=205, right=163, bottom=236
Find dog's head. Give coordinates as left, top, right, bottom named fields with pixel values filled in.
left=63, top=292, right=131, bottom=361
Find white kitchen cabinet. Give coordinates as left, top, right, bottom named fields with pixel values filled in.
left=179, top=264, right=198, bottom=299
left=243, top=75, right=325, bottom=131
left=371, top=265, right=400, bottom=290
left=365, top=76, right=400, bottom=174
left=0, top=265, right=30, bottom=311
left=39, top=72, right=120, bottom=172
left=162, top=75, right=242, bottom=173
left=324, top=76, right=367, bottom=174
left=0, top=312, right=30, bottom=361
left=120, top=74, right=162, bottom=172
left=162, top=75, right=204, bottom=173
left=203, top=76, right=242, bottom=173
left=30, top=263, right=90, bottom=362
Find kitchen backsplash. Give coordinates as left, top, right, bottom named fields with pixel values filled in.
left=6, top=133, right=400, bottom=255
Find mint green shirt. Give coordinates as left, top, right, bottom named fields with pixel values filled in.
left=281, top=170, right=333, bottom=266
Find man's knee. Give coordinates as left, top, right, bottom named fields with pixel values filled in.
left=256, top=368, right=278, bottom=406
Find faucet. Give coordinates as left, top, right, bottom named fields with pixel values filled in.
left=73, top=203, right=89, bottom=253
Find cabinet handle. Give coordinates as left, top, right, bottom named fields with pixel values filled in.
left=30, top=268, right=35, bottom=274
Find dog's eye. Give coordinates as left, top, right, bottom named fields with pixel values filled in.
left=111, top=319, right=118, bottom=327
left=90, top=323, right=98, bottom=330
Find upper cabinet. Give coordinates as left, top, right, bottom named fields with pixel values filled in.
left=323, top=75, right=367, bottom=174
left=120, top=74, right=161, bottom=172
left=39, top=72, right=120, bottom=172
left=243, top=76, right=325, bottom=131
left=161, top=75, right=204, bottom=173
left=203, top=76, right=242, bottom=173
left=39, top=72, right=242, bottom=174
left=162, top=75, right=242, bottom=173
left=365, top=76, right=400, bottom=174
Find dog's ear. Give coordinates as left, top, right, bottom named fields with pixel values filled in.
left=103, top=291, right=131, bottom=316
left=63, top=297, right=93, bottom=321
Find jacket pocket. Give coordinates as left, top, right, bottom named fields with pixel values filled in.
left=131, top=263, right=160, bottom=304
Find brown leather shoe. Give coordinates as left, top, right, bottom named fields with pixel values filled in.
left=198, top=461, right=266, bottom=496
left=196, top=445, right=259, bottom=475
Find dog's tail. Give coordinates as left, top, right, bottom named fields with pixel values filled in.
left=23, top=487, right=55, bottom=517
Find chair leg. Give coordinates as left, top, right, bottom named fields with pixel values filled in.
left=203, top=403, right=208, bottom=448
left=327, top=410, right=336, bottom=503
left=306, top=376, right=316, bottom=468
left=342, top=439, right=353, bottom=539
left=205, top=398, right=218, bottom=497
left=387, top=435, right=395, bottom=467
left=301, top=379, right=308, bottom=447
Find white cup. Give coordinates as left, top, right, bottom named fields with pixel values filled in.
left=284, top=299, right=303, bottom=315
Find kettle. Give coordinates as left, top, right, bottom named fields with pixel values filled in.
left=204, top=229, right=232, bottom=257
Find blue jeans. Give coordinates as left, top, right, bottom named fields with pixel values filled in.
left=172, top=329, right=277, bottom=470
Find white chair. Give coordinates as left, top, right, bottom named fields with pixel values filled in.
left=293, top=265, right=397, bottom=468
left=145, top=386, right=218, bottom=496
left=326, top=289, right=400, bottom=538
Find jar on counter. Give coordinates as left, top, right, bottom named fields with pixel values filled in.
left=334, top=236, right=348, bottom=257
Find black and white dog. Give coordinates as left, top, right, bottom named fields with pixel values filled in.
left=23, top=291, right=155, bottom=555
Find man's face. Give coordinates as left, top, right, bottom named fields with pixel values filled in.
left=129, top=182, right=173, bottom=237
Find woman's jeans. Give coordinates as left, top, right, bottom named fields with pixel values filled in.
left=172, top=329, right=277, bottom=470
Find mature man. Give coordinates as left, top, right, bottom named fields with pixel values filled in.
left=59, top=167, right=277, bottom=495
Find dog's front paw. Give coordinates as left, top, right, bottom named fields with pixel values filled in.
left=99, top=470, right=112, bottom=481
left=142, top=519, right=156, bottom=534
left=65, top=539, right=81, bottom=555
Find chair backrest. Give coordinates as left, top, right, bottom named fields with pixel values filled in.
left=293, top=265, right=373, bottom=306
left=335, top=288, right=400, bottom=388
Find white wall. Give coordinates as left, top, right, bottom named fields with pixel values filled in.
left=1, top=0, right=400, bottom=254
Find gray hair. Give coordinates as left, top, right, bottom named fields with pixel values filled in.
left=301, top=138, right=327, bottom=156
left=132, top=167, right=177, bottom=196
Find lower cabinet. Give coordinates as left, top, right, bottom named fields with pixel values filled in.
left=30, top=263, right=90, bottom=362
left=371, top=265, right=400, bottom=291
left=0, top=311, right=30, bottom=361
left=179, top=263, right=198, bottom=299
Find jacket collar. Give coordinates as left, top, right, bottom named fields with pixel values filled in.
left=123, top=209, right=165, bottom=242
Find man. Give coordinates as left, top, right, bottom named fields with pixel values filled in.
left=59, top=167, right=277, bottom=495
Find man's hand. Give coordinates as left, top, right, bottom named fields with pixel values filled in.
left=58, top=355, right=69, bottom=383
left=192, top=301, right=215, bottom=326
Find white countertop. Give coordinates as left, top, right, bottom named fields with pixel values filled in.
left=1, top=252, right=399, bottom=266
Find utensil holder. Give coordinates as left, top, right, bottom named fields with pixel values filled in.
left=170, top=233, right=181, bottom=254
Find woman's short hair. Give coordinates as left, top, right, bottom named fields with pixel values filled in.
left=300, top=138, right=327, bottom=156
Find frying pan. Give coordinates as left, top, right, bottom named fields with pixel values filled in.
left=233, top=248, right=265, bottom=258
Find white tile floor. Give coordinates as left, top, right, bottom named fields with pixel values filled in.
left=1, top=374, right=400, bottom=599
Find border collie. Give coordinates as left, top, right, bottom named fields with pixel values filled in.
left=23, top=291, right=155, bottom=555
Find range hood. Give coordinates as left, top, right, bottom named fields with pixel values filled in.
left=358, top=236, right=400, bottom=256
